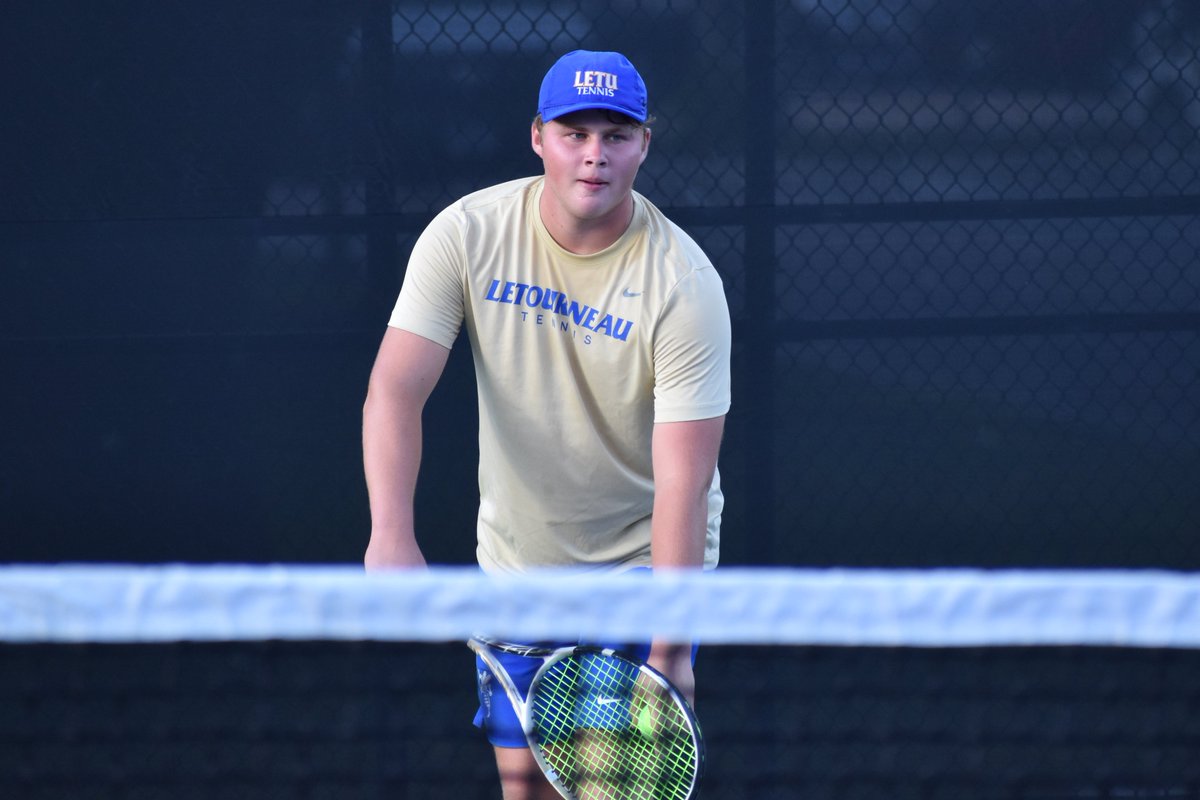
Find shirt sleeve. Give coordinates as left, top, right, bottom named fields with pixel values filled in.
left=387, top=204, right=467, bottom=348
left=652, top=266, right=732, bottom=423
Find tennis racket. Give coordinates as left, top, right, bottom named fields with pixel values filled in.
left=469, top=636, right=705, bottom=800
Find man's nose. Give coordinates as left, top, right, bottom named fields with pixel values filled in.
left=584, top=139, right=608, bottom=167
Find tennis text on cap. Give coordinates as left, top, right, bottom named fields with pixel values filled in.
left=573, top=70, right=618, bottom=97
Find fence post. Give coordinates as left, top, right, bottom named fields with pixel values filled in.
left=363, top=0, right=398, bottom=319
left=741, top=1, right=779, bottom=560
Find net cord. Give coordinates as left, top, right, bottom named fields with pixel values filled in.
left=2, top=565, right=1199, bottom=647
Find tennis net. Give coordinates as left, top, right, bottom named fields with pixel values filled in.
left=3, top=566, right=1199, bottom=798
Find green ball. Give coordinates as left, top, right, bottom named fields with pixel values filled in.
left=635, top=705, right=657, bottom=738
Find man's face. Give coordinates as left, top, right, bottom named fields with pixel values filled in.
left=531, top=109, right=650, bottom=233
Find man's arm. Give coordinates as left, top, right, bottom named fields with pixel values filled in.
left=649, top=416, right=725, bottom=568
left=362, top=327, right=452, bottom=570
left=647, top=415, right=726, bottom=699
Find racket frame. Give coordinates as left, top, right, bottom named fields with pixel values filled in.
left=468, top=635, right=704, bottom=799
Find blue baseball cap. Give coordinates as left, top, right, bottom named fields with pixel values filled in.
left=537, top=50, right=648, bottom=123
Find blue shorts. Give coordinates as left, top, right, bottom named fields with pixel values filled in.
left=473, top=640, right=698, bottom=748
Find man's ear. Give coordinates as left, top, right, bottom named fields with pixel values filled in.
left=531, top=121, right=544, bottom=158
left=639, top=126, right=652, bottom=164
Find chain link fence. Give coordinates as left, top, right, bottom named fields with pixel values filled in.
left=3, top=0, right=1198, bottom=566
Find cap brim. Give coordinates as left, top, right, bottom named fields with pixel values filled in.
left=541, top=101, right=647, bottom=123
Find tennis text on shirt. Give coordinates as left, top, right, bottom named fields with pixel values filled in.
left=483, top=279, right=634, bottom=343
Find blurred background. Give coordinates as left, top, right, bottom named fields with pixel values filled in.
left=3, top=0, right=1198, bottom=568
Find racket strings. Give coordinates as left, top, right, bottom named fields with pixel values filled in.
left=530, top=654, right=698, bottom=800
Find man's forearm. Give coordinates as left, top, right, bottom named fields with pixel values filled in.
left=362, top=388, right=426, bottom=569
left=649, top=484, right=708, bottom=569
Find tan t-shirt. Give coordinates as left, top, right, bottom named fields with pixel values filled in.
left=389, top=176, right=731, bottom=573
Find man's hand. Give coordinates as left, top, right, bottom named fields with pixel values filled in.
left=648, top=641, right=695, bottom=706
left=364, top=529, right=428, bottom=570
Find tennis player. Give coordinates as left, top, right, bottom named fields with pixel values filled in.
left=362, top=49, right=730, bottom=799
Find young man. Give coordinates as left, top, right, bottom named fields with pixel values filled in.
left=362, top=50, right=731, bottom=798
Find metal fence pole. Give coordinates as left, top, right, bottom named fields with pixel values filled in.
left=742, top=0, right=779, bottom=558
left=363, top=0, right=398, bottom=319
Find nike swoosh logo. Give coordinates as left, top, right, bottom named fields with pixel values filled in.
left=622, top=288, right=642, bottom=298
left=596, top=697, right=622, bottom=705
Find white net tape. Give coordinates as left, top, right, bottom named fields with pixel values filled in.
left=3, top=565, right=1200, bottom=647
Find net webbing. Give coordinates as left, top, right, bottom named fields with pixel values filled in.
left=3, top=566, right=1199, bottom=799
